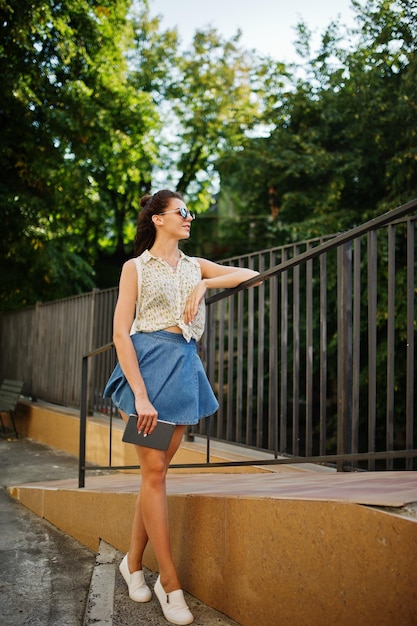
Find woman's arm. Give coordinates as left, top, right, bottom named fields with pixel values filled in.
left=112, top=260, right=157, bottom=434
left=199, top=258, right=260, bottom=289
left=183, top=258, right=261, bottom=324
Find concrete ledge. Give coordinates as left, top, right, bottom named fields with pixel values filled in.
left=10, top=401, right=417, bottom=625
left=10, top=481, right=417, bottom=626
left=14, top=400, right=271, bottom=473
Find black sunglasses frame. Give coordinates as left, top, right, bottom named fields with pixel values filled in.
left=161, top=207, right=195, bottom=220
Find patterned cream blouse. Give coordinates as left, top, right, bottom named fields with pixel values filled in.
left=131, top=249, right=205, bottom=342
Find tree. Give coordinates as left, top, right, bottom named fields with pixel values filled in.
left=217, top=0, right=417, bottom=242
left=0, top=0, right=161, bottom=307
left=155, top=27, right=287, bottom=208
left=2, top=0, right=416, bottom=308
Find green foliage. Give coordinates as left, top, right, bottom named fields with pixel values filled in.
left=218, top=0, right=417, bottom=237
left=1, top=0, right=417, bottom=311
left=0, top=232, right=95, bottom=310
left=0, top=0, right=160, bottom=310
left=167, top=29, right=271, bottom=196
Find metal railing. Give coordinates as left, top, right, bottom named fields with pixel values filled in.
left=78, top=198, right=417, bottom=486
left=198, top=199, right=417, bottom=471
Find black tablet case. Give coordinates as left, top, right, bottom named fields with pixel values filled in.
left=122, top=414, right=176, bottom=450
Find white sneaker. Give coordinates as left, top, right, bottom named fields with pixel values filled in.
left=154, top=575, right=194, bottom=625
left=119, top=554, right=152, bottom=602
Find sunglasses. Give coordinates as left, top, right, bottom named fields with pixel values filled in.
left=161, top=207, right=195, bottom=220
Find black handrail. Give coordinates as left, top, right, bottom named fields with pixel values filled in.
left=206, top=198, right=417, bottom=304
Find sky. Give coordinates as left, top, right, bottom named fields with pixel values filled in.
left=148, top=0, right=358, bottom=62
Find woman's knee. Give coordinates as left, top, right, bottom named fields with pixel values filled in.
left=140, top=454, right=168, bottom=487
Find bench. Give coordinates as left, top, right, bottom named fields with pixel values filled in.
left=0, top=379, right=24, bottom=439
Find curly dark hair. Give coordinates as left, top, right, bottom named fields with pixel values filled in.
left=134, top=189, right=184, bottom=256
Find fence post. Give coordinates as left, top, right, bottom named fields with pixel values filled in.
left=31, top=301, right=42, bottom=401
left=204, top=303, right=216, bottom=463
left=406, top=219, right=415, bottom=470
left=367, top=231, right=378, bottom=470
left=337, top=243, right=353, bottom=470
left=78, top=354, right=88, bottom=488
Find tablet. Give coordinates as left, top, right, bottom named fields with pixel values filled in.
left=122, top=414, right=176, bottom=450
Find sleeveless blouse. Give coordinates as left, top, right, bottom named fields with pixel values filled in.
left=131, top=249, right=205, bottom=342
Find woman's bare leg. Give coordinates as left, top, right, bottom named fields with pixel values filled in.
left=135, top=425, right=186, bottom=591
left=122, top=416, right=185, bottom=587
left=118, top=411, right=149, bottom=573
left=126, top=491, right=149, bottom=572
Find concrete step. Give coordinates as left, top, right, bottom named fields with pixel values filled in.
left=8, top=409, right=417, bottom=626
left=85, top=539, right=240, bottom=626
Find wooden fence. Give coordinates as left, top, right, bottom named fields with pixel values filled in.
left=0, top=288, right=118, bottom=408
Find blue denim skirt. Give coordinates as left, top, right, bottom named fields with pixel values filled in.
left=103, top=330, right=219, bottom=425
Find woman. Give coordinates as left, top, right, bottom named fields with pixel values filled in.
left=104, top=189, right=259, bottom=625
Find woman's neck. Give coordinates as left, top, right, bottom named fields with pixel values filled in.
left=149, top=243, right=180, bottom=267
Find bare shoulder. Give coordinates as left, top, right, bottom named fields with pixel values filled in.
left=118, top=258, right=139, bottom=287
left=121, top=258, right=137, bottom=274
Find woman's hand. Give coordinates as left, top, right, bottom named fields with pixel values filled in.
left=134, top=395, right=158, bottom=436
left=183, top=280, right=207, bottom=324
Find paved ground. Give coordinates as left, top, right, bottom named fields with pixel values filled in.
left=0, top=436, right=240, bottom=626
left=0, top=437, right=95, bottom=625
